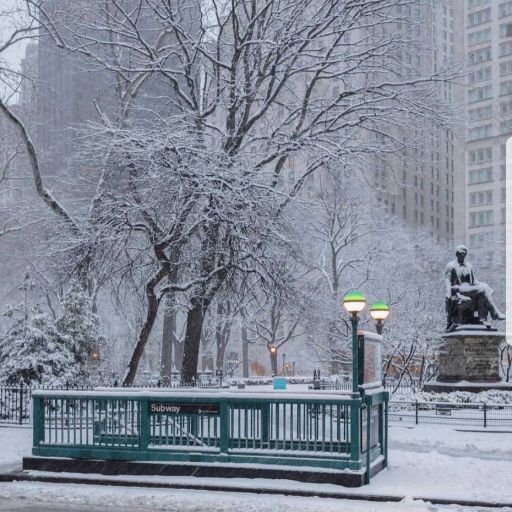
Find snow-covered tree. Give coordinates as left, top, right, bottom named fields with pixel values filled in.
left=0, top=304, right=75, bottom=386
left=56, top=282, right=105, bottom=380
left=24, top=0, right=459, bottom=385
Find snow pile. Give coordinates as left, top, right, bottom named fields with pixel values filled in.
left=231, top=376, right=314, bottom=386
left=0, top=426, right=32, bottom=472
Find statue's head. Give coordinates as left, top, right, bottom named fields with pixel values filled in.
left=455, top=245, right=467, bottom=263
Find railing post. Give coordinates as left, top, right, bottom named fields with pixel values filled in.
left=19, top=383, right=24, bottom=425
left=384, top=400, right=389, bottom=468
left=220, top=400, right=229, bottom=454
left=349, top=399, right=361, bottom=470
left=261, top=402, right=270, bottom=448
left=32, top=395, right=44, bottom=448
left=139, top=398, right=150, bottom=452
left=365, top=396, right=372, bottom=485
left=483, top=402, right=487, bottom=428
left=415, top=400, right=419, bottom=425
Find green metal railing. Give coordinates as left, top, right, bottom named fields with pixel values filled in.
left=32, top=389, right=388, bottom=481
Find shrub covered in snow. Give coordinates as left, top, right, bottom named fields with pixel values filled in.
left=417, top=389, right=512, bottom=405
left=0, top=304, right=75, bottom=386
left=56, top=282, right=104, bottom=380
left=0, top=283, right=104, bottom=386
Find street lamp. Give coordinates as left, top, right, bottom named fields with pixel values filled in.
left=269, top=345, right=277, bottom=376
left=343, top=291, right=366, bottom=394
left=369, top=301, right=390, bottom=335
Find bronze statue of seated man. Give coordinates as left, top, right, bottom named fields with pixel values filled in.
left=445, top=245, right=505, bottom=331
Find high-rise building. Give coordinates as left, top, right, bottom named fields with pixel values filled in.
left=375, top=0, right=465, bottom=243
left=461, top=0, right=510, bottom=267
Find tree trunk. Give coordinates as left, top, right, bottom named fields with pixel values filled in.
left=242, top=324, right=249, bottom=378
left=181, top=300, right=206, bottom=384
left=160, top=299, right=176, bottom=382
left=173, top=336, right=184, bottom=372
left=270, top=349, right=278, bottom=376
left=216, top=340, right=227, bottom=372
left=123, top=269, right=166, bottom=386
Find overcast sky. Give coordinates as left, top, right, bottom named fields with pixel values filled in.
left=1, top=0, right=29, bottom=69
left=0, top=0, right=30, bottom=100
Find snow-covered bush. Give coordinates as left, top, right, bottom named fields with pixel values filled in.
left=417, top=390, right=512, bottom=405
left=56, top=282, right=104, bottom=380
left=0, top=304, right=75, bottom=386
left=0, top=283, right=104, bottom=387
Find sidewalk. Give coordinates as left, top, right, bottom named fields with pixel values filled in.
left=1, top=424, right=511, bottom=508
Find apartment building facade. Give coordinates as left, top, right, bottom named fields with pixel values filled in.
left=463, top=0, right=510, bottom=266
left=373, top=0, right=464, bottom=243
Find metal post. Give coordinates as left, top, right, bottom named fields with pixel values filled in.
left=220, top=401, right=229, bottom=454
left=349, top=399, right=361, bottom=469
left=366, top=398, right=372, bottom=484
left=261, top=402, right=270, bottom=448
left=139, top=399, right=150, bottom=450
left=19, top=383, right=24, bottom=425
left=32, top=395, right=44, bottom=448
left=351, top=314, right=360, bottom=395
left=483, top=402, right=487, bottom=428
left=415, top=400, right=419, bottom=425
left=384, top=400, right=389, bottom=468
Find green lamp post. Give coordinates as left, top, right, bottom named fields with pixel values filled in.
left=342, top=291, right=366, bottom=395
left=369, top=301, right=390, bottom=335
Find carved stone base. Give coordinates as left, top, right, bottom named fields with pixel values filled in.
left=437, top=327, right=505, bottom=383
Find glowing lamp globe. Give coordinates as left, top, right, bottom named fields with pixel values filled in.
left=369, top=301, right=390, bottom=321
left=342, top=291, right=366, bottom=314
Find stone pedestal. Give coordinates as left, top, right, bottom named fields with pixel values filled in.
left=423, top=326, right=508, bottom=393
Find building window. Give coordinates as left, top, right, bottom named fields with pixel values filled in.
left=469, top=210, right=494, bottom=227
left=469, top=47, right=492, bottom=64
left=500, top=100, right=512, bottom=115
left=468, top=124, right=493, bottom=141
left=468, top=167, right=493, bottom=184
left=469, top=190, right=493, bottom=206
left=500, top=1, right=512, bottom=18
left=468, top=85, right=492, bottom=102
left=468, top=8, right=491, bottom=26
left=468, top=28, right=492, bottom=46
left=500, top=60, right=512, bottom=77
left=500, top=79, right=512, bottom=95
left=469, top=231, right=493, bottom=249
left=469, top=105, right=493, bottom=120
left=500, top=41, right=512, bottom=57
left=469, top=66, right=492, bottom=83
left=468, top=0, right=490, bottom=10
left=468, top=147, right=492, bottom=164
left=500, top=121, right=512, bottom=135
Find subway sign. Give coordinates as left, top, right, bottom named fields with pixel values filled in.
left=149, top=402, right=220, bottom=415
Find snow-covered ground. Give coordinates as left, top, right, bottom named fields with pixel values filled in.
left=0, top=426, right=32, bottom=472
left=0, top=423, right=511, bottom=510
left=0, top=484, right=485, bottom=512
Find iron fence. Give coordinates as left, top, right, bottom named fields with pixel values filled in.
left=389, top=400, right=512, bottom=428
left=0, top=380, right=233, bottom=425
left=311, top=379, right=420, bottom=396
left=3, top=382, right=512, bottom=429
